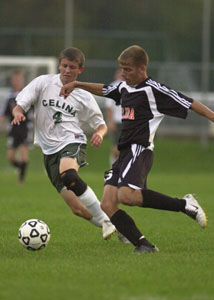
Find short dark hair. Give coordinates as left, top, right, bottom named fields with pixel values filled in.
left=11, top=70, right=25, bottom=77
left=118, top=45, right=149, bottom=67
left=58, top=47, right=85, bottom=68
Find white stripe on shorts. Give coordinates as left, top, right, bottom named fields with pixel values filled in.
left=122, top=144, right=145, bottom=179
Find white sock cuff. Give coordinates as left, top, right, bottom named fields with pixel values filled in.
left=90, top=217, right=102, bottom=228
left=79, top=186, right=110, bottom=226
left=78, top=186, right=98, bottom=207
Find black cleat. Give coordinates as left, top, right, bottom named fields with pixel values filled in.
left=134, top=244, right=159, bottom=254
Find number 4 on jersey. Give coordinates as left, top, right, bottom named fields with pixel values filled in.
left=53, top=111, right=62, bottom=124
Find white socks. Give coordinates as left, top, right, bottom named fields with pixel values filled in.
left=78, top=186, right=110, bottom=227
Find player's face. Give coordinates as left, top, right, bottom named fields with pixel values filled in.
left=59, top=58, right=84, bottom=85
left=11, top=74, right=25, bottom=92
left=120, top=64, right=145, bottom=86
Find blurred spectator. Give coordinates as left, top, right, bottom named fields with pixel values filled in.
left=0, top=70, right=33, bottom=184
left=105, top=69, right=123, bottom=165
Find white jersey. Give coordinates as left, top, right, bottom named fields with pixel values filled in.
left=105, top=98, right=122, bottom=124
left=16, top=74, right=105, bottom=155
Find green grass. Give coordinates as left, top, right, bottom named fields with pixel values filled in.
left=0, top=136, right=214, bottom=300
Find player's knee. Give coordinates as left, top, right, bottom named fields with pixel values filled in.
left=101, top=200, right=109, bottom=215
left=60, top=168, right=87, bottom=196
left=101, top=195, right=118, bottom=217
left=118, top=187, right=132, bottom=205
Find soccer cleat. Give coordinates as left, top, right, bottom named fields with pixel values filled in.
left=102, top=220, right=116, bottom=240
left=182, top=194, right=207, bottom=228
left=134, top=244, right=159, bottom=254
left=117, top=231, right=131, bottom=244
left=134, top=237, right=159, bottom=254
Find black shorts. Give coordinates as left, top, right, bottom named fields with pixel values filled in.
left=104, top=144, right=154, bottom=189
left=7, top=131, right=29, bottom=148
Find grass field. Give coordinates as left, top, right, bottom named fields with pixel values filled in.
left=0, top=136, right=214, bottom=300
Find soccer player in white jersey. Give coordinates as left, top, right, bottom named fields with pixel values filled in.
left=60, top=45, right=214, bottom=254
left=11, top=47, right=116, bottom=240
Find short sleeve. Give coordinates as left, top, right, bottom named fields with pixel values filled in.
left=102, top=82, right=122, bottom=105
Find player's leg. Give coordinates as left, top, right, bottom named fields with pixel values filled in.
left=101, top=184, right=119, bottom=217
left=58, top=144, right=116, bottom=239
left=7, top=135, right=19, bottom=167
left=7, top=146, right=24, bottom=183
left=78, top=186, right=116, bottom=238
left=60, top=188, right=92, bottom=219
left=101, top=184, right=130, bottom=244
left=44, top=151, right=100, bottom=225
left=60, top=163, right=116, bottom=238
left=7, top=136, right=26, bottom=184
left=142, top=190, right=207, bottom=228
left=118, top=186, right=186, bottom=211
left=102, top=185, right=158, bottom=252
left=102, top=158, right=158, bottom=252
left=117, top=146, right=207, bottom=228
left=7, top=147, right=17, bottom=166
left=17, top=144, right=29, bottom=184
left=119, top=187, right=207, bottom=228
left=61, top=188, right=119, bottom=239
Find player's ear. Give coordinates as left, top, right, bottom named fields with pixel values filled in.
left=139, top=64, right=147, bottom=76
left=139, top=64, right=146, bottom=72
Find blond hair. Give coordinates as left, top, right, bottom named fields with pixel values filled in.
left=118, top=45, right=149, bottom=67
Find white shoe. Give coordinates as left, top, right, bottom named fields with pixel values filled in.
left=183, top=194, right=207, bottom=228
left=102, top=220, right=116, bottom=240
left=117, top=231, right=131, bottom=244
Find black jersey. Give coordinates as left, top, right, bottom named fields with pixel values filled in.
left=103, top=77, right=193, bottom=150
left=1, top=91, right=33, bottom=137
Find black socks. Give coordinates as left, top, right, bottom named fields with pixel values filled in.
left=19, top=162, right=27, bottom=182
left=110, top=190, right=187, bottom=249
left=110, top=210, right=143, bottom=246
left=110, top=209, right=155, bottom=248
left=12, top=161, right=28, bottom=183
left=141, top=189, right=186, bottom=212
left=12, top=161, right=21, bottom=168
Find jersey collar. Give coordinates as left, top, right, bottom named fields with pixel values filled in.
left=134, top=77, right=150, bottom=89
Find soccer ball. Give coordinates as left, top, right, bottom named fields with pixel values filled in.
left=18, top=219, right=51, bottom=251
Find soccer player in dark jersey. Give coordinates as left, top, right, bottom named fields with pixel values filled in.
left=60, top=45, right=214, bottom=254
left=0, top=70, right=33, bottom=184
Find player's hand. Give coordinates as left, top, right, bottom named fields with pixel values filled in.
left=60, top=82, right=76, bottom=98
left=90, top=132, right=103, bottom=147
left=11, top=114, right=26, bottom=125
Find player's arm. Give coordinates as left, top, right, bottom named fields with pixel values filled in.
left=60, top=81, right=104, bottom=98
left=90, top=123, right=107, bottom=148
left=191, top=100, right=214, bottom=122
left=11, top=105, right=26, bottom=125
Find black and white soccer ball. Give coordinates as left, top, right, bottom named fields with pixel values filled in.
left=18, top=219, right=51, bottom=251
